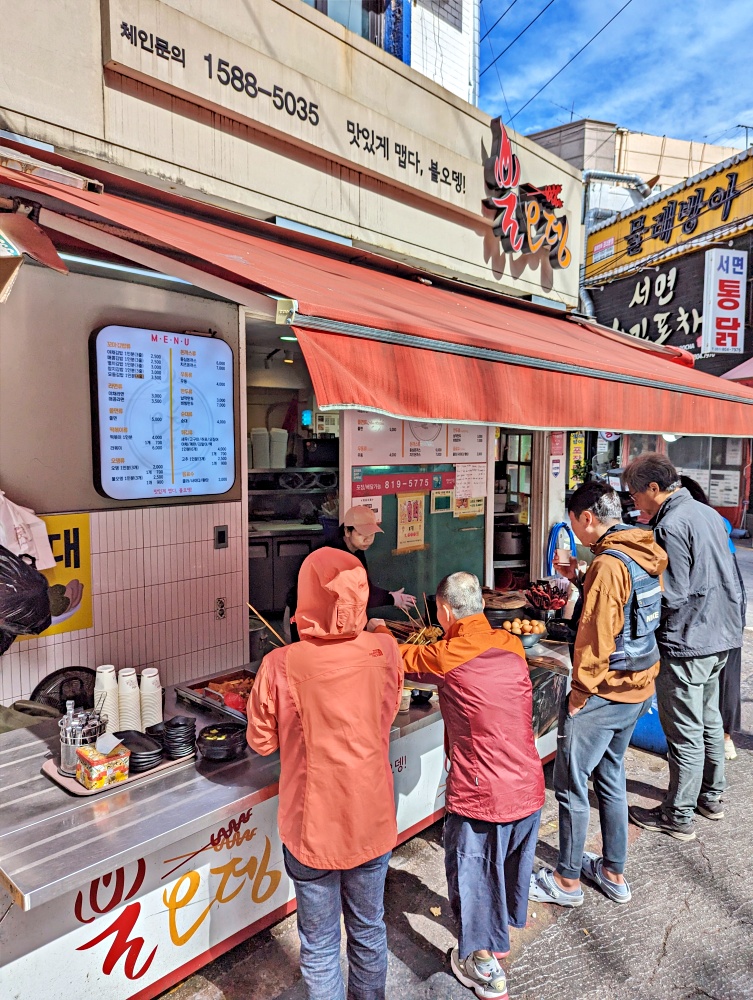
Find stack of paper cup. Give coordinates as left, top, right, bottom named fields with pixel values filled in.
left=140, top=668, right=163, bottom=729
left=118, top=667, right=142, bottom=732
left=94, top=665, right=119, bottom=734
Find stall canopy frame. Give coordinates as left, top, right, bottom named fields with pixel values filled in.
left=3, top=162, right=753, bottom=436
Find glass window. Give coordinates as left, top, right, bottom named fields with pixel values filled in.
left=627, top=434, right=660, bottom=461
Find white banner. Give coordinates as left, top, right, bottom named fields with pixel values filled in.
left=702, top=248, right=748, bottom=354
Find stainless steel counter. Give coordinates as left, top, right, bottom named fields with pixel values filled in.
left=0, top=668, right=440, bottom=912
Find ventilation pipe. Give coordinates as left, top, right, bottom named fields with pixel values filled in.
left=579, top=169, right=654, bottom=319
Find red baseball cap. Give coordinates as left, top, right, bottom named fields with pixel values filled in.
left=341, top=505, right=383, bottom=534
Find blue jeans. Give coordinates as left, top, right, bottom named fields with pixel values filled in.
left=444, top=808, right=541, bottom=957
left=554, top=694, right=650, bottom=879
left=283, top=846, right=390, bottom=1000
left=656, top=652, right=727, bottom=824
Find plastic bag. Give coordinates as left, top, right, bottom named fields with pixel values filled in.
left=0, top=491, right=56, bottom=570
left=0, top=544, right=52, bottom=654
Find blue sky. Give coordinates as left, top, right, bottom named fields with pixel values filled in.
left=478, top=0, right=753, bottom=147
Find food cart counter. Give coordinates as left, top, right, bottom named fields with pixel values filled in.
left=0, top=644, right=569, bottom=1000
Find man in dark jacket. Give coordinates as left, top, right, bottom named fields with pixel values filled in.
left=624, top=453, right=743, bottom=841
left=370, top=572, right=544, bottom=999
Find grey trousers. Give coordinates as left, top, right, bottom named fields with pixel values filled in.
left=655, top=652, right=727, bottom=824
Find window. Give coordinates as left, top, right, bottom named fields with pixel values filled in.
left=498, top=431, right=533, bottom=524
left=302, top=0, right=390, bottom=49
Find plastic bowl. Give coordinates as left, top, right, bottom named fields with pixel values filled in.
left=519, top=632, right=543, bottom=648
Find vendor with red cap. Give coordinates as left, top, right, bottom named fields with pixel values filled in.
left=334, top=505, right=417, bottom=612
left=286, top=506, right=416, bottom=640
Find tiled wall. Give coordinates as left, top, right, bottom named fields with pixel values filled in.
left=411, top=0, right=475, bottom=104
left=0, top=501, right=248, bottom=705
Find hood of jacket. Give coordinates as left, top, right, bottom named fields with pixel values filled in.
left=592, top=525, right=668, bottom=576
left=295, top=546, right=368, bottom=640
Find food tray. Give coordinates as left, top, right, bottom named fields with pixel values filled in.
left=175, top=668, right=257, bottom=723
left=41, top=752, right=196, bottom=797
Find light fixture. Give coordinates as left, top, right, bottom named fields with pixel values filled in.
left=661, top=433, right=682, bottom=442
left=279, top=335, right=298, bottom=342
left=283, top=350, right=294, bottom=364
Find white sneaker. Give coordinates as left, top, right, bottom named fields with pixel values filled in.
left=725, top=737, right=737, bottom=760
left=450, top=947, right=508, bottom=999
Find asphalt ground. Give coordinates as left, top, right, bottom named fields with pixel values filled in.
left=160, top=545, right=753, bottom=1000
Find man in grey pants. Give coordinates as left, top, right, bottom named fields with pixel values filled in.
left=624, top=453, right=743, bottom=841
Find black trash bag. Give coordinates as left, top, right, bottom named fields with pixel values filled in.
left=0, top=545, right=52, bottom=654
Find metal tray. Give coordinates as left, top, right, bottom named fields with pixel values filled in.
left=175, top=668, right=257, bottom=723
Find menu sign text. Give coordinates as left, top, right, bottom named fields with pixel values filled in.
left=91, top=326, right=235, bottom=501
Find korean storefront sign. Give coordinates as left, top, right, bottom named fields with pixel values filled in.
left=701, top=248, right=748, bottom=354
left=345, top=411, right=487, bottom=466
left=483, top=118, right=572, bottom=269
left=20, top=514, right=93, bottom=639
left=585, top=152, right=753, bottom=281
left=592, top=249, right=752, bottom=376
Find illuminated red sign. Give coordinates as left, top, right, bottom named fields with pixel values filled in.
left=483, top=118, right=571, bottom=269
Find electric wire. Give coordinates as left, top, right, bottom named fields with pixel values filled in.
left=480, top=0, right=558, bottom=78
left=479, top=0, right=521, bottom=43
left=481, top=3, right=513, bottom=123
left=510, top=0, right=634, bottom=122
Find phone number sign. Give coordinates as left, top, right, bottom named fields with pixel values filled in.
left=351, top=471, right=456, bottom=496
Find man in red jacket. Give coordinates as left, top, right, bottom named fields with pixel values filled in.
left=370, top=571, right=544, bottom=1000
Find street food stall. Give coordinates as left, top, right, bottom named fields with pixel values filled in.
left=3, top=159, right=753, bottom=1000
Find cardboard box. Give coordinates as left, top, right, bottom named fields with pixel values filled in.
left=75, top=743, right=130, bottom=791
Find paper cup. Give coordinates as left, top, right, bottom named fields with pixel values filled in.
left=398, top=690, right=412, bottom=714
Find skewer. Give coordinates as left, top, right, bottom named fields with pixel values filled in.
left=423, top=592, right=431, bottom=628
left=247, top=602, right=288, bottom=646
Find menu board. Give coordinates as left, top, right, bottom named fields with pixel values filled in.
left=91, top=326, right=235, bottom=500
left=348, top=410, right=487, bottom=465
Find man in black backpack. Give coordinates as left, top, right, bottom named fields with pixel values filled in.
left=624, top=454, right=743, bottom=841
left=530, top=482, right=666, bottom=908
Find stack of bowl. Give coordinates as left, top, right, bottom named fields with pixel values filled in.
left=163, top=716, right=197, bottom=759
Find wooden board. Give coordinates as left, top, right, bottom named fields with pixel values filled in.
left=41, top=752, right=196, bottom=796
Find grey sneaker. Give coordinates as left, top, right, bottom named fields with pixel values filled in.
left=697, top=799, right=725, bottom=820
left=528, top=867, right=584, bottom=907
left=450, top=948, right=508, bottom=999
left=628, top=804, right=696, bottom=841
left=581, top=853, right=632, bottom=903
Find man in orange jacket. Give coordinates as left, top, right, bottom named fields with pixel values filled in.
left=529, top=481, right=666, bottom=909
left=247, top=547, right=402, bottom=1000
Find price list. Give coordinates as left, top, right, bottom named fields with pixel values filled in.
left=92, top=326, right=235, bottom=500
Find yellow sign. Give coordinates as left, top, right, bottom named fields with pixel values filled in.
left=396, top=493, right=425, bottom=552
left=21, top=513, right=93, bottom=638
left=585, top=150, right=753, bottom=282
left=568, top=432, right=586, bottom=489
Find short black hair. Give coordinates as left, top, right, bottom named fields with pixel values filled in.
left=680, top=475, right=709, bottom=505
left=567, top=481, right=622, bottom=522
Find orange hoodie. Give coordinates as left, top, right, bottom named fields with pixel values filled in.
left=246, top=547, right=403, bottom=869
left=570, top=526, right=668, bottom=711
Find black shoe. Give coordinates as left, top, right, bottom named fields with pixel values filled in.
left=696, top=800, right=724, bottom=820
left=628, top=804, right=697, bottom=841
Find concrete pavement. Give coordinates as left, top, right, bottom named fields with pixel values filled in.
left=160, top=547, right=753, bottom=1000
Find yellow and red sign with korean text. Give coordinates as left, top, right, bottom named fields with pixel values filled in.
left=19, top=513, right=93, bottom=639
left=586, top=150, right=753, bottom=282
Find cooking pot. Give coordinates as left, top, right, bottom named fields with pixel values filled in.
left=494, top=525, right=528, bottom=557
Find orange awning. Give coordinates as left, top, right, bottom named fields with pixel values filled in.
left=3, top=162, right=753, bottom=434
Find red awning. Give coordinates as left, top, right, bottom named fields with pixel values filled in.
left=3, top=162, right=753, bottom=434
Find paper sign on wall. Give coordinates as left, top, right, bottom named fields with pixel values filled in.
left=454, top=463, right=486, bottom=500
left=350, top=496, right=382, bottom=521
left=430, top=489, right=455, bottom=513
left=20, top=513, right=93, bottom=639
left=396, top=493, right=425, bottom=551
left=454, top=496, right=485, bottom=518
